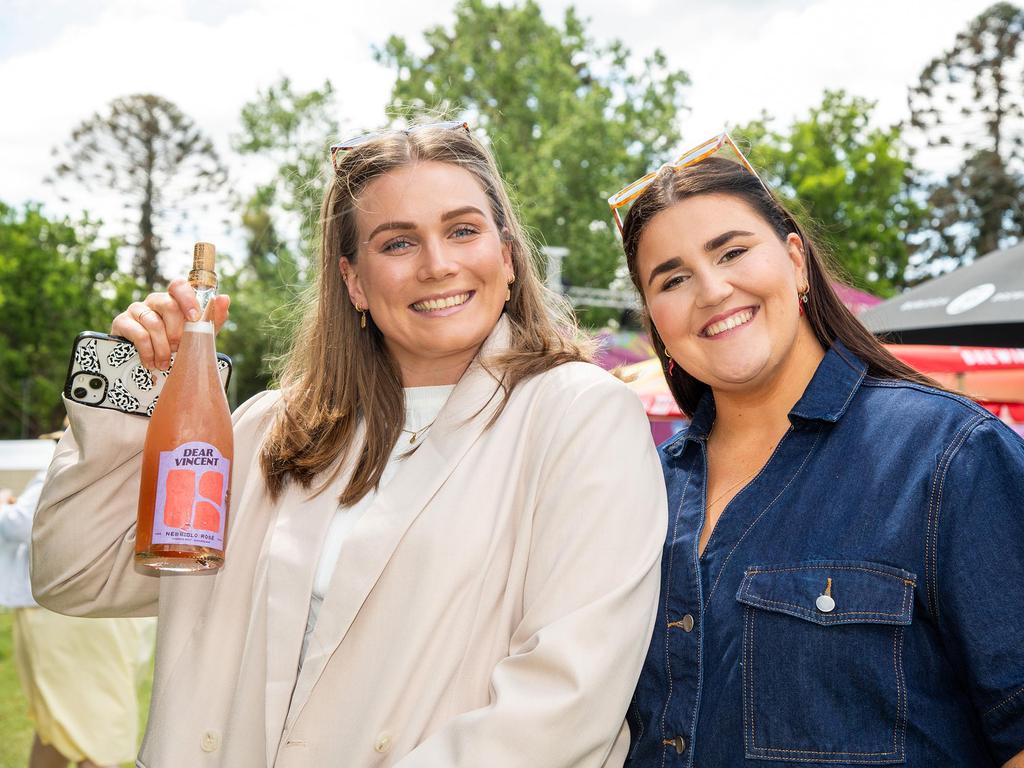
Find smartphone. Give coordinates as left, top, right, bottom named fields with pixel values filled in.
left=64, top=331, right=232, bottom=418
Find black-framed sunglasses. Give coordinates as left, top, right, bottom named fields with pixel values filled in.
left=329, top=121, right=470, bottom=171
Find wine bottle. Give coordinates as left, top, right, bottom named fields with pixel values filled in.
left=134, top=243, right=233, bottom=572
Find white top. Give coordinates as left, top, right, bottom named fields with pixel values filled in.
left=0, top=468, right=48, bottom=608
left=300, top=384, right=455, bottom=664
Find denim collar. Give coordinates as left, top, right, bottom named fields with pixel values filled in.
left=665, top=340, right=868, bottom=456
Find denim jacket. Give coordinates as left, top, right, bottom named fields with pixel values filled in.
left=627, top=341, right=1024, bottom=767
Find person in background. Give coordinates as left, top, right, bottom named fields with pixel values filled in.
left=612, top=136, right=1024, bottom=767
left=1, top=431, right=154, bottom=768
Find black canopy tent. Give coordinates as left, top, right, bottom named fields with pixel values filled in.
left=860, top=243, right=1024, bottom=347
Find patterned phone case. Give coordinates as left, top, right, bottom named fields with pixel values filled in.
left=64, top=331, right=232, bottom=417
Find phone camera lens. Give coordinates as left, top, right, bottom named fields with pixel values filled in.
left=73, top=387, right=88, bottom=399
left=89, top=378, right=103, bottom=390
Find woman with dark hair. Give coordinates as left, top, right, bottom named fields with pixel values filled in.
left=31, top=122, right=666, bottom=767
left=613, top=135, right=1024, bottom=767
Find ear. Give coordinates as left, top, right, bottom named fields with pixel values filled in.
left=785, top=233, right=808, bottom=288
left=339, top=257, right=368, bottom=308
left=500, top=231, right=515, bottom=282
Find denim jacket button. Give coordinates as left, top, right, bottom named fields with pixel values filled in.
left=668, top=614, right=695, bottom=632
left=816, top=594, right=836, bottom=613
left=663, top=736, right=687, bottom=754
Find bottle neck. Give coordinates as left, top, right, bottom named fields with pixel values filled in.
left=192, top=279, right=217, bottom=321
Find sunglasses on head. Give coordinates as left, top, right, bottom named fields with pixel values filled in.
left=607, top=132, right=769, bottom=235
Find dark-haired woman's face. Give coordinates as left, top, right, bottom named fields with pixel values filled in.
left=636, top=193, right=814, bottom=393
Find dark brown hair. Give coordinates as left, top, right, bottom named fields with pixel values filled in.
left=260, top=124, right=590, bottom=504
left=621, top=156, right=938, bottom=417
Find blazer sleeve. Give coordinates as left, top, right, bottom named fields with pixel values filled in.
left=396, top=373, right=668, bottom=768
left=31, top=391, right=276, bottom=618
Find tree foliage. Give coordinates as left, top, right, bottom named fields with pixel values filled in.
left=909, top=2, right=1024, bottom=265
left=219, top=78, right=337, bottom=403
left=49, top=94, right=227, bottom=288
left=232, top=76, right=339, bottom=259
left=736, top=90, right=926, bottom=296
left=0, top=202, right=138, bottom=438
left=375, top=0, right=689, bottom=322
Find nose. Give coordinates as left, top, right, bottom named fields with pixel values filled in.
left=693, top=268, right=733, bottom=310
left=416, top=237, right=460, bottom=282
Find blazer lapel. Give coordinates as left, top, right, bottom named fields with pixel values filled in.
left=263, top=426, right=363, bottom=763
left=284, top=318, right=512, bottom=730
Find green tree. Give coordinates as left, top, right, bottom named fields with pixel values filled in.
left=909, top=2, right=1024, bottom=265
left=218, top=196, right=301, bottom=405
left=736, top=91, right=926, bottom=295
left=219, top=78, right=338, bottom=402
left=375, top=0, right=689, bottom=323
left=0, top=202, right=138, bottom=438
left=232, top=76, right=339, bottom=261
left=49, top=94, right=228, bottom=288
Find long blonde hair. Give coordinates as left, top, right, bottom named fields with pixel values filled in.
left=260, top=124, right=590, bottom=504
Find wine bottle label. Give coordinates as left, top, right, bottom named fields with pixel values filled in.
left=152, top=441, right=230, bottom=551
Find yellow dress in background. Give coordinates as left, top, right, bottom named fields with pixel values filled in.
left=12, top=608, right=155, bottom=765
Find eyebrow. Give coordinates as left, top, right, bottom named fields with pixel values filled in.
left=441, top=205, right=486, bottom=222
left=365, top=206, right=488, bottom=242
left=367, top=221, right=415, bottom=241
left=647, top=257, right=683, bottom=288
left=705, top=230, right=755, bottom=252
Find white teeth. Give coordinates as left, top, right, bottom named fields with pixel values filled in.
left=413, top=292, right=471, bottom=312
left=703, top=309, right=754, bottom=338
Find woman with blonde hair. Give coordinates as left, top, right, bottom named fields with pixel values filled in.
left=32, top=122, right=667, bottom=767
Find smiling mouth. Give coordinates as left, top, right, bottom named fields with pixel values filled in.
left=411, top=291, right=474, bottom=313
left=701, top=307, right=757, bottom=338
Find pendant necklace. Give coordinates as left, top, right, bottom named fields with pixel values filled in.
left=401, top=418, right=438, bottom=445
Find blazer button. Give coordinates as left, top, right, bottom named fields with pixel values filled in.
left=200, top=730, right=221, bottom=753
left=374, top=732, right=392, bottom=754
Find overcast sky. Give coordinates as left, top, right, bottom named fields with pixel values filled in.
left=0, top=0, right=997, bottom=275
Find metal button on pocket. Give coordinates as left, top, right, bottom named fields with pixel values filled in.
left=374, top=732, right=392, bottom=754
left=668, top=614, right=695, bottom=632
left=200, top=730, right=221, bottom=753
left=662, top=735, right=687, bottom=754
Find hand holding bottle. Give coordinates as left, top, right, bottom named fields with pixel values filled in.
left=134, top=244, right=234, bottom=572
left=111, top=278, right=230, bottom=371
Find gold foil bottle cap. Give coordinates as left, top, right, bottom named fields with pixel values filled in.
left=189, top=242, right=217, bottom=289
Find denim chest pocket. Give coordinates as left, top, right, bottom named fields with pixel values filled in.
left=736, top=560, right=916, bottom=765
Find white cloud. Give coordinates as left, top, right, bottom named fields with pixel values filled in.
left=0, top=0, right=998, bottom=276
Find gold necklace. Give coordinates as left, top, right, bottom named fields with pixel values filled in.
left=401, top=418, right=438, bottom=445
left=706, top=468, right=759, bottom=511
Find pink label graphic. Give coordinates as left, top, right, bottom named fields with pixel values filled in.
left=152, top=441, right=229, bottom=550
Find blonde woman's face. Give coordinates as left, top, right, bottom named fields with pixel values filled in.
left=636, top=193, right=811, bottom=392
left=341, top=161, right=514, bottom=385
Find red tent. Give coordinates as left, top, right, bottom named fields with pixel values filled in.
left=621, top=345, right=1024, bottom=422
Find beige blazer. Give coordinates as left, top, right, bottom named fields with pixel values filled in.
left=32, top=319, right=667, bottom=767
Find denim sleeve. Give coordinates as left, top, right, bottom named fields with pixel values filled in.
left=934, top=417, right=1024, bottom=763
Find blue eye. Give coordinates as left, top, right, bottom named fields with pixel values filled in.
left=452, top=225, right=479, bottom=238
left=382, top=237, right=414, bottom=253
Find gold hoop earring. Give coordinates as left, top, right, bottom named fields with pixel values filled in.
left=354, top=303, right=367, bottom=329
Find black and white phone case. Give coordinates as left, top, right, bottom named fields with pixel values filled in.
left=64, top=331, right=232, bottom=418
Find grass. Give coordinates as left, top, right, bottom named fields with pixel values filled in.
left=0, top=610, right=153, bottom=768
